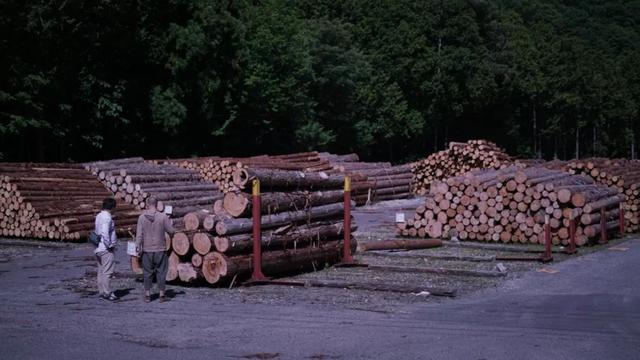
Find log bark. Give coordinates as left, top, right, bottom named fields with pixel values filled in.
left=177, top=263, right=202, bottom=283
left=358, top=239, right=442, bottom=251
left=215, top=202, right=347, bottom=236
left=216, top=221, right=353, bottom=255
left=222, top=190, right=344, bottom=218
left=201, top=240, right=347, bottom=284
left=233, top=168, right=344, bottom=190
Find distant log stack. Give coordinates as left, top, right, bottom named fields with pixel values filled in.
left=411, top=140, right=513, bottom=195
left=164, top=170, right=355, bottom=285
left=159, top=152, right=413, bottom=205
left=84, top=158, right=221, bottom=217
left=161, top=152, right=335, bottom=194
left=0, top=163, right=139, bottom=241
left=564, top=158, right=640, bottom=233
left=515, top=157, right=640, bottom=234
left=398, top=167, right=625, bottom=246
left=317, top=153, right=413, bottom=205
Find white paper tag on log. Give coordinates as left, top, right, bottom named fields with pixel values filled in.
left=395, top=213, right=405, bottom=223
left=126, top=241, right=137, bottom=256
left=163, top=205, right=173, bottom=215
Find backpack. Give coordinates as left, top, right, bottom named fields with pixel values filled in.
left=88, top=231, right=101, bottom=247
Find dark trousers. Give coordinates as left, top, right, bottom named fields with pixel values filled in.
left=142, top=251, right=168, bottom=292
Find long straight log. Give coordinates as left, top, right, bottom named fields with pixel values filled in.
left=232, top=168, right=345, bottom=190
left=216, top=221, right=353, bottom=255
left=201, top=240, right=347, bottom=284
left=358, top=239, right=442, bottom=251
left=215, top=202, right=348, bottom=236
left=222, top=190, right=344, bottom=218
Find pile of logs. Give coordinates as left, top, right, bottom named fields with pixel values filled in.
left=398, top=166, right=625, bottom=246
left=411, top=140, right=513, bottom=195
left=0, top=163, right=139, bottom=241
left=84, top=158, right=221, bottom=217
left=515, top=157, right=640, bottom=234
left=564, top=158, right=639, bottom=233
left=164, top=170, right=354, bottom=284
left=163, top=152, right=414, bottom=205
left=160, top=152, right=335, bottom=193
left=317, top=153, right=413, bottom=205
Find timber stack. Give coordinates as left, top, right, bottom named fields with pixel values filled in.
left=161, top=152, right=334, bottom=193
left=84, top=158, right=221, bottom=217
left=411, top=140, right=513, bottom=195
left=162, top=151, right=413, bottom=205
left=398, top=166, right=625, bottom=246
left=0, top=163, right=139, bottom=241
left=564, top=158, right=640, bottom=233
left=164, top=168, right=355, bottom=285
left=516, top=157, right=639, bottom=233
left=319, top=152, right=413, bottom=205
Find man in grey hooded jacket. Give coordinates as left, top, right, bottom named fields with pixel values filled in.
left=135, top=197, right=175, bottom=302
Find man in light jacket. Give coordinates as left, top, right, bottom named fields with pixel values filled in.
left=95, top=198, right=118, bottom=301
left=135, top=197, right=175, bottom=303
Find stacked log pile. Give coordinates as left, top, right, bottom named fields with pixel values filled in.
left=0, top=163, right=139, bottom=240
left=398, top=166, right=625, bottom=246
left=564, top=158, right=640, bottom=233
left=84, top=158, right=221, bottom=217
left=161, top=151, right=413, bottom=205
left=515, top=157, right=639, bottom=233
left=164, top=169, right=354, bottom=285
left=318, top=153, right=413, bottom=205
left=411, top=140, right=513, bottom=195
left=161, top=152, right=334, bottom=193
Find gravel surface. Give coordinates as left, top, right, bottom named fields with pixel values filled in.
left=1, top=198, right=629, bottom=311
left=0, top=198, right=638, bottom=359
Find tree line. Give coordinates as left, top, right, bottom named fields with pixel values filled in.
left=1, top=0, right=639, bottom=163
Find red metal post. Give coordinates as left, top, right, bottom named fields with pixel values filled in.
left=342, top=176, right=354, bottom=263
left=619, top=203, right=625, bottom=235
left=566, top=218, right=577, bottom=255
left=540, top=215, right=553, bottom=262
left=599, top=207, right=608, bottom=244
left=250, top=179, right=267, bottom=281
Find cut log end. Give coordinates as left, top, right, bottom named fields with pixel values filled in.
left=171, top=232, right=190, bottom=256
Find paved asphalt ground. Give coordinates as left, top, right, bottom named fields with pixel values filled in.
left=1, top=237, right=639, bottom=360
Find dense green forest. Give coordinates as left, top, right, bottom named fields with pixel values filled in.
left=1, top=0, right=639, bottom=162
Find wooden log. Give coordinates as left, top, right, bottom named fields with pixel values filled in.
left=177, top=263, right=202, bottom=283
left=191, top=253, right=203, bottom=267
left=583, top=195, right=626, bottom=214
left=125, top=173, right=197, bottom=184
left=166, top=252, right=180, bottom=281
left=171, top=232, right=191, bottom=256
left=215, top=221, right=353, bottom=255
left=215, top=202, right=347, bottom=236
left=183, top=210, right=212, bottom=231
left=222, top=190, right=344, bottom=218
left=301, top=279, right=456, bottom=297
left=192, top=232, right=213, bottom=255
left=358, top=239, right=442, bottom=251
left=584, top=220, right=620, bottom=238
left=232, top=168, right=344, bottom=190
left=201, top=240, right=347, bottom=284
left=580, top=208, right=620, bottom=226
left=366, top=264, right=506, bottom=277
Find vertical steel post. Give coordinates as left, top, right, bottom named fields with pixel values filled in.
left=342, top=176, right=354, bottom=263
left=250, top=179, right=267, bottom=281
left=599, top=207, right=608, bottom=244
left=567, top=218, right=577, bottom=255
left=619, top=203, right=625, bottom=236
left=541, top=215, right=553, bottom=262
